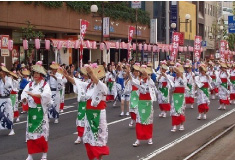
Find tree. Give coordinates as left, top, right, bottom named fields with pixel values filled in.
left=226, top=34, right=235, bottom=51
left=21, top=21, right=45, bottom=62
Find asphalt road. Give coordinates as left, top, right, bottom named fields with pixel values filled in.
left=0, top=97, right=234, bottom=160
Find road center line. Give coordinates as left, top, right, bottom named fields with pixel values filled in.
left=139, top=108, right=235, bottom=160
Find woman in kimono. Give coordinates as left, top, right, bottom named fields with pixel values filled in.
left=21, top=61, right=52, bottom=160
left=195, top=64, right=212, bottom=120
left=57, top=67, right=67, bottom=113
left=229, top=63, right=235, bottom=104
left=128, top=65, right=156, bottom=147
left=170, top=63, right=187, bottom=132
left=9, top=71, right=20, bottom=122
left=129, top=63, right=140, bottom=127
left=217, top=63, right=230, bottom=110
left=184, top=63, right=195, bottom=109
left=157, top=64, right=173, bottom=118
left=20, top=69, right=31, bottom=113
left=48, top=62, right=62, bottom=123
left=0, top=64, right=14, bottom=136
left=105, top=64, right=117, bottom=101
left=63, top=63, right=109, bottom=160
left=207, top=61, right=218, bottom=100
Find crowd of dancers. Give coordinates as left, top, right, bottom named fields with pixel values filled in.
left=0, top=58, right=234, bottom=160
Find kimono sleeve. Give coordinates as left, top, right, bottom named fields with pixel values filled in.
left=131, top=78, right=141, bottom=89
left=41, top=83, right=52, bottom=105
left=4, top=76, right=13, bottom=94
left=21, top=83, right=30, bottom=100
left=96, top=80, right=108, bottom=95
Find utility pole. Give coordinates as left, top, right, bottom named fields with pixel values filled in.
left=166, top=1, right=170, bottom=45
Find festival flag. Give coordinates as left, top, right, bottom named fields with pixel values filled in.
left=127, top=26, right=135, bottom=61
left=80, top=19, right=89, bottom=67
left=193, top=36, right=202, bottom=61
left=220, top=40, right=227, bottom=61
left=170, top=32, right=180, bottom=61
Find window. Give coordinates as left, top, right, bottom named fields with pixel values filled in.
left=205, top=25, right=207, bottom=37
left=204, top=3, right=207, bottom=14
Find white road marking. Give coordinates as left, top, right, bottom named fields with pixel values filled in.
left=139, top=108, right=235, bottom=160
left=73, top=117, right=131, bottom=134
left=63, top=105, right=75, bottom=110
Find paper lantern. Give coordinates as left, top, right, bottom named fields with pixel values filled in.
left=115, top=42, right=119, bottom=49
left=34, top=39, right=40, bottom=49
left=45, top=40, right=50, bottom=50
left=106, top=42, right=111, bottom=50
left=100, top=42, right=104, bottom=50
left=57, top=41, right=63, bottom=50
left=189, top=46, right=193, bottom=52
left=162, top=47, right=165, bottom=52
left=169, top=44, right=172, bottom=51
left=23, top=40, right=28, bottom=50
left=200, top=47, right=203, bottom=52
left=66, top=40, right=71, bottom=49
left=138, top=44, right=142, bottom=50
left=183, top=46, right=187, bottom=52
left=147, top=45, right=152, bottom=52
left=152, top=45, right=157, bottom=52
left=8, top=40, right=13, bottom=51
left=132, top=43, right=136, bottom=51
left=179, top=47, right=183, bottom=52
left=74, top=40, right=80, bottom=49
left=157, top=47, right=160, bottom=52
left=85, top=40, right=91, bottom=49
left=121, top=42, right=125, bottom=49
left=165, top=48, right=169, bottom=52
left=143, top=44, right=147, bottom=51
left=92, top=41, right=97, bottom=49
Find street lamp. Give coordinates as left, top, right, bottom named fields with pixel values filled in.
left=91, top=3, right=104, bottom=64
left=171, top=23, right=177, bottom=30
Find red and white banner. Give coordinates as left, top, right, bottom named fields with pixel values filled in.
left=220, top=40, right=227, bottom=60
left=170, top=32, right=180, bottom=61
left=193, top=36, right=202, bottom=61
left=80, top=19, right=89, bottom=67
left=128, top=26, right=135, bottom=43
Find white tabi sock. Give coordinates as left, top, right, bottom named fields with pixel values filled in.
left=42, top=153, right=47, bottom=159
left=26, top=154, right=33, bottom=160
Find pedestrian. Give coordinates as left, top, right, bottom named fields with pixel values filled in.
left=170, top=63, right=187, bottom=132
left=217, top=62, right=230, bottom=110
left=129, top=65, right=155, bottom=147
left=184, top=63, right=195, bottom=109
left=48, top=62, right=63, bottom=123
left=21, top=61, right=51, bottom=160
left=63, top=63, right=109, bottom=160
left=157, top=63, right=173, bottom=118
left=0, top=64, right=14, bottom=136
left=195, top=63, right=211, bottom=120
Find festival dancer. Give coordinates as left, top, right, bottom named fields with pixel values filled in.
left=157, top=63, right=173, bottom=118
left=217, top=62, right=230, bottom=110
left=229, top=62, right=235, bottom=104
left=20, top=69, right=31, bottom=113
left=195, top=63, right=212, bottom=120
left=184, top=63, right=195, bottom=109
left=129, top=65, right=156, bottom=147
left=128, top=63, right=140, bottom=127
left=105, top=64, right=117, bottom=102
left=63, top=63, right=109, bottom=160
left=21, top=61, right=52, bottom=160
left=9, top=71, right=20, bottom=122
left=48, top=62, right=62, bottom=123
left=0, top=64, right=14, bottom=136
left=170, top=63, right=187, bottom=132
left=207, top=61, right=218, bottom=100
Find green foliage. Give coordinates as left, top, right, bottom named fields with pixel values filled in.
left=23, top=1, right=150, bottom=25
left=226, top=34, right=235, bottom=51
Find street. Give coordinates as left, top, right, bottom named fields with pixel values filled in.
left=0, top=97, right=234, bottom=160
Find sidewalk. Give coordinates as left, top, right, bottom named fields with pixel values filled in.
left=64, top=93, right=76, bottom=100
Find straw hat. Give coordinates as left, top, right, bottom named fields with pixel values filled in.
left=80, top=64, right=89, bottom=76
left=139, top=65, right=153, bottom=75
left=174, top=63, right=184, bottom=73
left=160, top=60, right=167, bottom=66
left=22, top=69, right=31, bottom=76
left=147, top=62, right=153, bottom=67
left=57, top=67, right=64, bottom=75
left=169, top=61, right=175, bottom=66
left=220, top=62, right=227, bottom=68
left=133, top=63, right=140, bottom=71
left=32, top=61, right=47, bottom=76
left=227, top=62, right=232, bottom=68
left=9, top=71, right=18, bottom=79
left=87, top=63, right=105, bottom=80
left=199, top=63, right=208, bottom=72
left=0, top=63, right=9, bottom=73
left=50, top=61, right=60, bottom=70
left=184, top=63, right=192, bottom=68
left=208, top=60, right=214, bottom=66
left=161, top=64, right=168, bottom=70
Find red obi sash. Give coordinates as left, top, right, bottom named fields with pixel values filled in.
left=132, top=85, right=138, bottom=91
left=162, top=82, right=167, bottom=87
left=10, top=91, right=17, bottom=94
left=202, top=82, right=209, bottom=88
left=139, top=93, right=151, bottom=100
left=210, top=75, right=216, bottom=79
left=86, top=99, right=106, bottom=110
left=230, top=76, right=235, bottom=81
left=174, top=87, right=185, bottom=93
left=220, top=78, right=227, bottom=83
left=108, top=78, right=113, bottom=82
